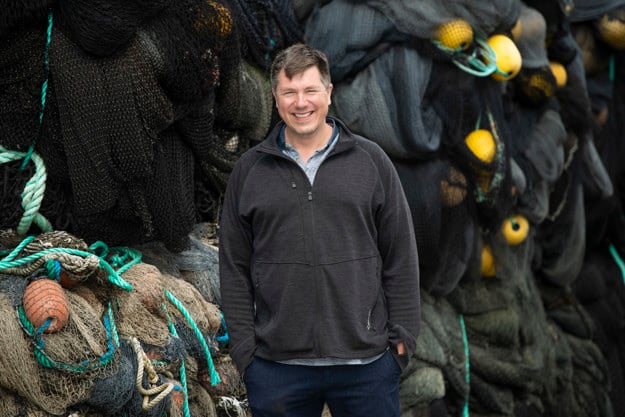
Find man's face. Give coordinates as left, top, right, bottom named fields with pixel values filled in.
left=273, top=66, right=333, bottom=142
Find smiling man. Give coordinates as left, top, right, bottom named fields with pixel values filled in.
left=219, top=43, right=421, bottom=417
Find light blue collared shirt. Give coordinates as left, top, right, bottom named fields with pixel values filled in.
left=278, top=119, right=339, bottom=185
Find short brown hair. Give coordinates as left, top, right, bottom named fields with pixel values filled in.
left=270, top=43, right=331, bottom=90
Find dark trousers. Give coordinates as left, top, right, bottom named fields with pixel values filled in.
left=243, top=350, right=401, bottom=417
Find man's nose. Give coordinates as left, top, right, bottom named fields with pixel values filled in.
left=294, top=92, right=307, bottom=106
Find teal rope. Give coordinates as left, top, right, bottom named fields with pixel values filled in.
left=216, top=313, right=229, bottom=347
left=459, top=314, right=470, bottom=417
left=609, top=244, right=625, bottom=285
left=0, top=246, right=132, bottom=290
left=0, top=146, right=52, bottom=234
left=164, top=290, right=221, bottom=386
left=474, top=110, right=505, bottom=204
left=610, top=54, right=615, bottom=82
left=474, top=114, right=482, bottom=131
left=163, top=303, right=191, bottom=417
left=435, top=36, right=497, bottom=77
left=21, top=10, right=53, bottom=170
left=45, top=259, right=62, bottom=281
left=89, top=241, right=142, bottom=275
left=2, top=235, right=35, bottom=262
left=18, top=301, right=119, bottom=372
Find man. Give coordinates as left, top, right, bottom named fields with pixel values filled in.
left=219, top=43, right=420, bottom=417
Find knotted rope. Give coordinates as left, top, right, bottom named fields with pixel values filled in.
left=129, top=337, right=176, bottom=410
left=434, top=34, right=499, bottom=78
left=0, top=146, right=52, bottom=235
left=0, top=240, right=133, bottom=291
left=2, top=251, right=100, bottom=277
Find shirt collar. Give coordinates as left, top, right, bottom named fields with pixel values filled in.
left=278, top=118, right=338, bottom=152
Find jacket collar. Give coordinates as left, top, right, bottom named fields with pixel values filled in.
left=256, top=117, right=357, bottom=156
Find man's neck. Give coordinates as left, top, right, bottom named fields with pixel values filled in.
left=285, top=123, right=334, bottom=161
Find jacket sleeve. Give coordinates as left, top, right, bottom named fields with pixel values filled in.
left=219, top=160, right=257, bottom=373
left=372, top=144, right=421, bottom=369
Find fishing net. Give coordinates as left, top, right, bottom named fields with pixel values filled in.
left=506, top=107, right=568, bottom=224
left=515, top=4, right=551, bottom=69
left=0, top=277, right=117, bottom=415
left=393, top=158, right=477, bottom=297
left=49, top=26, right=197, bottom=251
left=0, top=228, right=241, bottom=414
left=290, top=0, right=319, bottom=22
left=330, top=44, right=442, bottom=160
left=139, top=0, right=226, bottom=105
left=1, top=0, right=54, bottom=38
left=214, top=59, right=274, bottom=142
left=408, top=292, right=468, bottom=413
left=522, top=0, right=578, bottom=66
left=425, top=68, right=515, bottom=232
left=176, top=223, right=222, bottom=305
left=0, top=24, right=48, bottom=153
left=225, top=0, right=303, bottom=71
left=2, top=0, right=249, bottom=252
left=535, top=169, right=587, bottom=288
left=55, top=0, right=167, bottom=57
left=366, top=0, right=520, bottom=39
left=510, top=5, right=558, bottom=108
left=304, top=0, right=411, bottom=83
left=0, top=386, right=53, bottom=417
left=569, top=0, right=625, bottom=21
left=113, top=264, right=173, bottom=347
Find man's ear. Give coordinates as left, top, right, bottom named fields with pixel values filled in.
left=272, top=89, right=278, bottom=108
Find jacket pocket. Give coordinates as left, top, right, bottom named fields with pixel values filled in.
left=252, top=262, right=316, bottom=354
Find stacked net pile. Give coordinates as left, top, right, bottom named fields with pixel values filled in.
left=0, top=0, right=304, bottom=253
left=0, top=229, right=248, bottom=416
left=298, top=0, right=621, bottom=416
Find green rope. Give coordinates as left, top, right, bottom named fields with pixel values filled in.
left=474, top=114, right=482, bottom=131
left=609, top=244, right=625, bottom=285
left=610, top=54, right=615, bottom=83
left=164, top=290, right=221, bottom=386
left=474, top=110, right=505, bottom=204
left=89, top=241, right=142, bottom=275
left=0, top=245, right=132, bottom=290
left=459, top=314, right=470, bottom=417
left=163, top=303, right=191, bottom=417
left=2, top=235, right=35, bottom=262
left=434, top=36, right=497, bottom=77
left=18, top=301, right=119, bottom=372
left=21, top=10, right=53, bottom=170
left=45, top=259, right=62, bottom=281
left=0, top=146, right=52, bottom=235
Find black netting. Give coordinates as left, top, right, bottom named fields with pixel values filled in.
left=0, top=0, right=53, bottom=38
left=226, top=0, right=303, bottom=71
left=56, top=0, right=167, bottom=57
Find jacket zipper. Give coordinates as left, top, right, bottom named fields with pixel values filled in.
left=287, top=164, right=320, bottom=354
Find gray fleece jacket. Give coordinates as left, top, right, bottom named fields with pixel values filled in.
left=219, top=117, right=420, bottom=373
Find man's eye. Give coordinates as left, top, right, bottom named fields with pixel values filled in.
left=282, top=92, right=295, bottom=97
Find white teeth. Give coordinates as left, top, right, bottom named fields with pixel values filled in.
left=294, top=112, right=312, bottom=118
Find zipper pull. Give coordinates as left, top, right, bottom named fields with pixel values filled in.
left=308, top=191, right=313, bottom=201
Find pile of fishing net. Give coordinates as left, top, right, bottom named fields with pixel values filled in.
left=0, top=0, right=303, bottom=253
left=0, top=228, right=249, bottom=416
left=298, top=0, right=622, bottom=415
